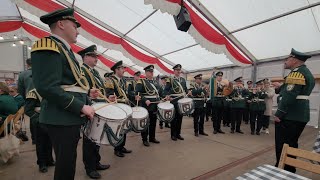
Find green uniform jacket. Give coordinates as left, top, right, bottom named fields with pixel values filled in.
left=165, top=76, right=188, bottom=105
left=191, top=83, right=206, bottom=109
left=81, top=63, right=105, bottom=103
left=135, top=79, right=160, bottom=112
left=0, top=94, right=18, bottom=124
left=31, top=36, right=88, bottom=126
left=18, top=68, right=34, bottom=100
left=25, top=89, right=41, bottom=123
left=127, top=80, right=138, bottom=106
left=247, top=91, right=267, bottom=112
left=275, top=65, right=315, bottom=122
left=230, top=87, right=249, bottom=109
left=14, top=94, right=25, bottom=109
left=105, top=75, right=128, bottom=103
left=212, top=82, right=226, bottom=108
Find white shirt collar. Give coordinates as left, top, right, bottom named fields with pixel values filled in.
left=51, top=34, right=71, bottom=50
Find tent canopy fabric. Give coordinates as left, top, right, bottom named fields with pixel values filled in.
left=0, top=0, right=319, bottom=75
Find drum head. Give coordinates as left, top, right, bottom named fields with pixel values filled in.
left=178, top=98, right=193, bottom=103
left=113, top=103, right=133, bottom=117
left=157, top=102, right=174, bottom=110
left=132, top=107, right=148, bottom=119
left=92, top=103, right=127, bottom=120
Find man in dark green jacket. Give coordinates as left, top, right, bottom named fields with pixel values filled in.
left=31, top=8, right=96, bottom=180
left=273, top=48, right=315, bottom=173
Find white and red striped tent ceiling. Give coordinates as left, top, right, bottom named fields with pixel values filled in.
left=0, top=0, right=319, bottom=76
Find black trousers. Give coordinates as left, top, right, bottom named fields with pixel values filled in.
left=171, top=104, right=183, bottom=137
left=243, top=108, right=250, bottom=123
left=262, top=115, right=270, bottom=129
left=30, top=117, right=36, bottom=143
left=275, top=120, right=307, bottom=173
left=159, top=120, right=169, bottom=127
left=205, top=102, right=212, bottom=121
left=231, top=108, right=243, bottom=131
left=193, top=107, right=205, bottom=133
left=114, top=134, right=126, bottom=152
left=46, top=124, right=81, bottom=180
left=223, top=107, right=231, bottom=125
left=83, top=136, right=101, bottom=173
left=35, top=122, right=53, bottom=166
left=249, top=111, right=264, bottom=133
left=212, top=106, right=224, bottom=131
left=141, top=112, right=157, bottom=141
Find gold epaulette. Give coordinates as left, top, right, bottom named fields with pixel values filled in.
left=126, top=81, right=132, bottom=86
left=136, top=79, right=142, bottom=84
left=166, top=77, right=171, bottom=83
left=31, top=37, right=60, bottom=53
left=104, top=79, right=114, bottom=89
left=26, top=90, right=37, bottom=99
left=285, top=72, right=306, bottom=85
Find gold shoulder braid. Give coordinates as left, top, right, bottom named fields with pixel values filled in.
left=31, top=38, right=59, bottom=53
left=285, top=72, right=306, bottom=85
left=111, top=77, right=128, bottom=102
left=82, top=65, right=106, bottom=96
left=105, top=78, right=114, bottom=89
left=170, top=77, right=184, bottom=94
left=55, top=41, right=89, bottom=91
left=141, top=79, right=157, bottom=95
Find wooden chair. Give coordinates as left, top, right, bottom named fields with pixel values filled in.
left=0, top=107, right=25, bottom=135
left=278, top=143, right=320, bottom=174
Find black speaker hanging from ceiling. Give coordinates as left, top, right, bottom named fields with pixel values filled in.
left=173, top=1, right=192, bottom=32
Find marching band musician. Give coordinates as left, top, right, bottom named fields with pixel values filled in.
left=243, top=80, right=253, bottom=124
left=212, top=71, right=226, bottom=134
left=190, top=74, right=208, bottom=137
left=78, top=45, right=110, bottom=179
left=135, top=65, right=161, bottom=146
left=127, top=71, right=141, bottom=106
left=165, top=64, right=190, bottom=141
left=25, top=88, right=54, bottom=173
left=31, top=8, right=97, bottom=180
left=229, top=77, right=249, bottom=134
left=247, top=80, right=267, bottom=135
left=158, top=75, right=170, bottom=129
left=105, top=61, right=132, bottom=157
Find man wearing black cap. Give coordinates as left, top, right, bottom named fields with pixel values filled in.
left=18, top=58, right=36, bottom=143
left=127, top=71, right=141, bottom=106
left=273, top=48, right=315, bottom=173
left=247, top=80, right=267, bottom=135
left=105, top=61, right=132, bottom=157
left=191, top=74, right=208, bottom=137
left=229, top=77, right=248, bottom=134
left=165, top=64, right=189, bottom=141
left=31, top=8, right=97, bottom=180
left=158, top=75, right=170, bottom=129
left=78, top=45, right=110, bottom=179
left=243, top=80, right=253, bottom=124
left=212, top=71, right=226, bottom=134
left=135, top=65, right=161, bottom=146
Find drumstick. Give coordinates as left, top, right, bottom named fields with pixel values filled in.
left=80, top=102, right=115, bottom=117
left=97, top=90, right=112, bottom=103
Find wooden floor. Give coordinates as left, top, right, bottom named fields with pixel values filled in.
left=0, top=117, right=319, bottom=180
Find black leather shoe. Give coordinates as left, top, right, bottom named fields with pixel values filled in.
left=39, top=165, right=48, bottom=173
left=227, top=124, right=230, bottom=127
left=194, top=132, right=199, bottom=137
left=217, top=130, right=225, bottom=134
left=143, top=141, right=150, bottom=146
left=121, top=148, right=132, bottom=154
left=96, top=163, right=110, bottom=170
left=47, top=161, right=55, bottom=167
left=165, top=124, right=170, bottom=128
left=256, top=132, right=260, bottom=135
left=171, top=136, right=177, bottom=141
left=87, top=171, right=101, bottom=179
left=177, top=135, right=184, bottom=140
left=251, top=131, right=254, bottom=135
left=199, top=132, right=208, bottom=136
left=213, top=130, right=218, bottom=134
left=236, top=130, right=244, bottom=134
left=230, top=130, right=235, bottom=134
left=160, top=126, right=163, bottom=129
left=149, top=139, right=160, bottom=143
left=114, top=151, right=125, bottom=157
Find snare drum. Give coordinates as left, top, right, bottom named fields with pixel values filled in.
left=84, top=103, right=127, bottom=146
left=177, top=98, right=194, bottom=115
left=113, top=103, right=133, bottom=133
left=131, top=107, right=149, bottom=133
left=157, top=102, right=175, bottom=123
